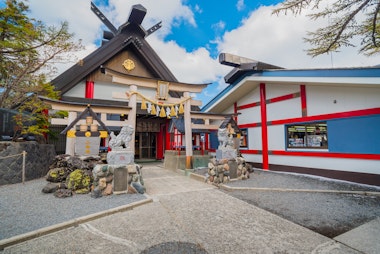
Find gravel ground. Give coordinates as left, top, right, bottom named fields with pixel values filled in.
left=0, top=178, right=146, bottom=240
left=2, top=166, right=379, bottom=242
left=192, top=168, right=380, bottom=238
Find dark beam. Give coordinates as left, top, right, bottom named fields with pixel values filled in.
left=91, top=2, right=117, bottom=34
left=128, top=4, right=147, bottom=25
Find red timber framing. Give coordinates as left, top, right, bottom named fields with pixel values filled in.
left=85, top=80, right=94, bottom=99
left=156, top=123, right=166, bottom=160
left=260, top=83, right=269, bottom=170
left=236, top=83, right=380, bottom=162
left=300, top=84, right=307, bottom=117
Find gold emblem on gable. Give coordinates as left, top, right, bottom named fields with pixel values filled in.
left=122, top=59, right=135, bottom=71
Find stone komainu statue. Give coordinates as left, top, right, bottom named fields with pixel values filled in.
left=218, top=127, right=234, bottom=149
left=109, top=125, right=134, bottom=150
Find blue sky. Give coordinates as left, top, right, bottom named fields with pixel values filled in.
left=163, top=0, right=283, bottom=57
left=8, top=0, right=379, bottom=106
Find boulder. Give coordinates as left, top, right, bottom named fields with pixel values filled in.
left=102, top=183, right=113, bottom=195
left=66, top=169, right=93, bottom=194
left=54, top=189, right=73, bottom=198
left=42, top=182, right=60, bottom=193
left=46, top=167, right=68, bottom=182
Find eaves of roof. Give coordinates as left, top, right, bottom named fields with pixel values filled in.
left=39, top=96, right=131, bottom=110
left=203, top=66, right=380, bottom=112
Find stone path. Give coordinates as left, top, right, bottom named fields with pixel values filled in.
left=1, top=164, right=364, bottom=253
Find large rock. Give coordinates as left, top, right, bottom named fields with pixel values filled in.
left=46, top=167, right=68, bottom=182
left=66, top=169, right=93, bottom=194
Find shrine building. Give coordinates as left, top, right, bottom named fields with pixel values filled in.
left=44, top=3, right=228, bottom=168
left=202, top=53, right=380, bottom=186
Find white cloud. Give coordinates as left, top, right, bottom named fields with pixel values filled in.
left=28, top=0, right=101, bottom=45
left=26, top=0, right=379, bottom=96
left=146, top=36, right=228, bottom=84
left=212, top=20, right=226, bottom=32
left=217, top=4, right=379, bottom=69
left=109, top=0, right=196, bottom=36
left=194, top=4, right=203, bottom=14
left=236, top=0, right=245, bottom=11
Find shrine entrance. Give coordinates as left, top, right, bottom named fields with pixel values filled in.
left=134, top=117, right=167, bottom=160
left=135, top=132, right=156, bottom=160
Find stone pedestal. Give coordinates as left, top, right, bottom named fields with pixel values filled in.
left=106, top=150, right=134, bottom=194
left=107, top=150, right=134, bottom=165
left=216, top=149, right=237, bottom=160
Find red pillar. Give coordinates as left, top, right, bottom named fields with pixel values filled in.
left=85, top=80, right=94, bottom=99
left=165, top=122, right=171, bottom=151
left=205, top=133, right=209, bottom=151
left=300, top=84, right=307, bottom=117
left=157, top=123, right=165, bottom=159
left=260, top=83, right=269, bottom=170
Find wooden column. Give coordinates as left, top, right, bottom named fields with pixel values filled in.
left=183, top=92, right=193, bottom=169
left=65, top=111, right=77, bottom=155
left=127, top=85, right=137, bottom=153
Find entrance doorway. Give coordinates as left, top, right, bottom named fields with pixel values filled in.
left=135, top=132, right=156, bottom=159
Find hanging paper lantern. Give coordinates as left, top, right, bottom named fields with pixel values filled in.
left=151, top=104, right=157, bottom=115
left=179, top=103, right=184, bottom=114
left=141, top=98, right=147, bottom=110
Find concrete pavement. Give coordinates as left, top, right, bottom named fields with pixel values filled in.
left=1, top=164, right=375, bottom=253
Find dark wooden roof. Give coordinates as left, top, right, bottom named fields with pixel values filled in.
left=51, top=4, right=178, bottom=95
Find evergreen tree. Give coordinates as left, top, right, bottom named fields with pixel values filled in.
left=0, top=0, right=83, bottom=141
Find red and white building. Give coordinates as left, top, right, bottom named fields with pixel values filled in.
left=202, top=54, right=380, bottom=186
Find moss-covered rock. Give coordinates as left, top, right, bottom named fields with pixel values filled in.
left=46, top=167, right=68, bottom=182
left=66, top=169, right=93, bottom=194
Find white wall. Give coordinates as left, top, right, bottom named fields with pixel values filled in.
left=267, top=98, right=301, bottom=121
left=238, top=107, right=261, bottom=125
left=215, top=80, right=380, bottom=176
left=307, top=85, right=380, bottom=116
left=246, top=127, right=262, bottom=150
left=64, top=81, right=86, bottom=97
left=268, top=125, right=286, bottom=150
left=266, top=83, right=299, bottom=98
left=269, top=155, right=380, bottom=175
left=238, top=86, right=260, bottom=105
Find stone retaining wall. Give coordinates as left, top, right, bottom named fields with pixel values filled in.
left=164, top=150, right=211, bottom=170
left=0, top=141, right=56, bottom=185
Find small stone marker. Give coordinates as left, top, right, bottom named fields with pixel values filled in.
left=113, top=165, right=129, bottom=194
